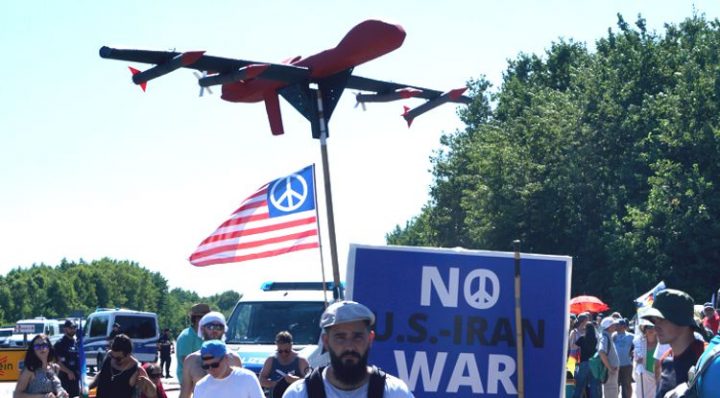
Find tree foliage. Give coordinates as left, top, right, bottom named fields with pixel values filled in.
left=387, top=14, right=720, bottom=314
left=0, top=258, right=241, bottom=335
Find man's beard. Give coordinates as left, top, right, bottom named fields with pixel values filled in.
left=329, top=349, right=369, bottom=386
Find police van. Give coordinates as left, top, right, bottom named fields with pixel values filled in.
left=224, top=282, right=341, bottom=376
left=83, top=308, right=159, bottom=366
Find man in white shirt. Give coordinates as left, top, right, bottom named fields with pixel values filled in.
left=193, top=340, right=264, bottom=398
left=283, top=300, right=414, bottom=398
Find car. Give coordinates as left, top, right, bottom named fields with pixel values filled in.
left=83, top=308, right=159, bottom=366
left=0, top=317, right=62, bottom=348
left=0, top=326, right=14, bottom=346
left=225, top=281, right=342, bottom=378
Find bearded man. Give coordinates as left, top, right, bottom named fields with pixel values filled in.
left=283, top=300, right=414, bottom=398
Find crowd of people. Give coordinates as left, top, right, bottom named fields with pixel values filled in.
left=568, top=288, right=720, bottom=398
left=14, top=289, right=718, bottom=398
left=12, top=299, right=414, bottom=398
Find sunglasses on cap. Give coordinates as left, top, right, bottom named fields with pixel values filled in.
left=203, top=323, right=225, bottom=331
left=201, top=361, right=222, bottom=370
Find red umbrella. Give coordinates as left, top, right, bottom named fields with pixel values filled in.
left=569, top=295, right=609, bottom=314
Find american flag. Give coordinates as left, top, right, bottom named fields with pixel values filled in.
left=189, top=165, right=320, bottom=267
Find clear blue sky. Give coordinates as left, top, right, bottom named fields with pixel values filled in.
left=1, top=1, right=718, bottom=297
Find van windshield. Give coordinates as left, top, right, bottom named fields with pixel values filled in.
left=226, top=301, right=324, bottom=345
left=116, top=316, right=156, bottom=339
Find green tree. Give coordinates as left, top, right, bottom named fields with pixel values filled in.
left=389, top=13, right=720, bottom=315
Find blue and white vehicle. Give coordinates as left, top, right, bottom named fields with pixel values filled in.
left=225, top=282, right=340, bottom=376
left=0, top=317, right=62, bottom=348
left=83, top=308, right=159, bottom=366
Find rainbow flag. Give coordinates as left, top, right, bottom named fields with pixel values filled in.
left=634, top=281, right=666, bottom=308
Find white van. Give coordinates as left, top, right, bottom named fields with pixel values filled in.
left=83, top=308, right=159, bottom=366
left=224, top=282, right=340, bottom=376
left=1, top=317, right=62, bottom=348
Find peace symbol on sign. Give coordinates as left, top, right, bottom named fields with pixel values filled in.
left=464, top=269, right=500, bottom=309
left=269, top=173, right=309, bottom=212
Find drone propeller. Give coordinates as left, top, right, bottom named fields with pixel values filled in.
left=193, top=71, right=214, bottom=97
left=353, top=92, right=367, bottom=111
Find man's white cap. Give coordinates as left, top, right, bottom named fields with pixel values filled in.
left=320, top=300, right=375, bottom=329
left=600, top=317, right=617, bottom=330
left=197, top=311, right=228, bottom=338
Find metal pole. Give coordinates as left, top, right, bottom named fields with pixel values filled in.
left=310, top=164, right=330, bottom=305
left=513, top=240, right=525, bottom=398
left=315, top=88, right=343, bottom=300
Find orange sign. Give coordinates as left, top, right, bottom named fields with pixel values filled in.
left=0, top=349, right=25, bottom=381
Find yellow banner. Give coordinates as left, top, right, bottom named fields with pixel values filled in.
left=0, top=349, right=26, bottom=381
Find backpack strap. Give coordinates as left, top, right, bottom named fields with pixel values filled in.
left=687, top=342, right=720, bottom=391
left=368, top=365, right=387, bottom=398
left=305, top=366, right=326, bottom=398
left=304, top=365, right=387, bottom=398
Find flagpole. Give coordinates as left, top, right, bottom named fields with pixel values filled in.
left=310, top=164, right=331, bottom=305
left=513, top=240, right=525, bottom=398
left=316, top=88, right=343, bottom=300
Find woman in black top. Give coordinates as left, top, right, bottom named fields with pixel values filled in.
left=573, top=323, right=601, bottom=398
left=90, top=334, right=156, bottom=398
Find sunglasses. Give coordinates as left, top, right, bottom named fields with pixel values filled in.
left=201, top=361, right=221, bottom=370
left=277, top=349, right=292, bottom=354
left=203, top=323, right=225, bottom=331
left=33, top=343, right=49, bottom=350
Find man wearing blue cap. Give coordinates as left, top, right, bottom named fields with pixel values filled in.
left=283, top=300, right=414, bottom=398
left=180, top=311, right=242, bottom=398
left=192, top=340, right=263, bottom=398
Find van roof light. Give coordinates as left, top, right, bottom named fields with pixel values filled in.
left=260, top=281, right=345, bottom=291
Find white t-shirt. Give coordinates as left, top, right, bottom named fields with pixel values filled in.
left=282, top=367, right=414, bottom=398
left=193, top=367, right=264, bottom=398
left=654, top=343, right=671, bottom=361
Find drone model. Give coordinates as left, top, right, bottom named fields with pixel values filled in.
left=99, top=19, right=471, bottom=138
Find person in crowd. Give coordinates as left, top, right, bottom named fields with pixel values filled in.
left=633, top=319, right=658, bottom=398
left=572, top=323, right=601, bottom=398
left=283, top=300, right=414, bottom=398
left=176, top=303, right=210, bottom=382
left=702, top=302, right=719, bottom=335
left=614, top=318, right=634, bottom=398
left=89, top=333, right=156, bottom=398
left=641, top=288, right=706, bottom=398
left=568, top=313, right=590, bottom=362
left=694, top=333, right=720, bottom=397
left=594, top=313, right=604, bottom=327
left=192, top=340, right=263, bottom=398
left=180, top=311, right=242, bottom=398
left=599, top=317, right=620, bottom=398
left=259, top=330, right=310, bottom=397
left=141, top=363, right=168, bottom=398
left=109, top=323, right=121, bottom=341
left=157, top=328, right=174, bottom=378
left=14, top=334, right=68, bottom=398
left=53, top=320, right=80, bottom=398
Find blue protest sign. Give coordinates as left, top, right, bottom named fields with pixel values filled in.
left=347, top=244, right=571, bottom=397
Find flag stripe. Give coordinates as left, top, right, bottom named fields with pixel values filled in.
left=192, top=242, right=321, bottom=267
left=199, top=213, right=316, bottom=247
left=193, top=234, right=319, bottom=265
left=189, top=165, right=319, bottom=267
left=191, top=229, right=319, bottom=260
